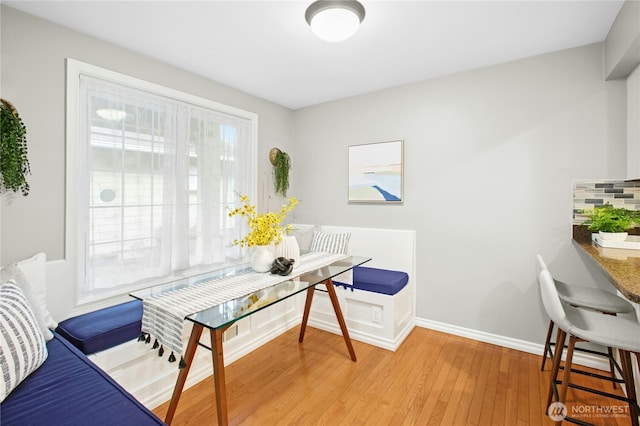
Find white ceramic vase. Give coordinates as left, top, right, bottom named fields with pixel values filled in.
left=275, top=235, right=300, bottom=269
left=252, top=245, right=275, bottom=273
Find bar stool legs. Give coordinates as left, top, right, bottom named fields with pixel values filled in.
left=547, top=328, right=567, bottom=411
left=620, top=351, right=639, bottom=425
left=542, top=320, right=555, bottom=371
left=549, top=332, right=640, bottom=426
left=557, top=335, right=577, bottom=416
left=542, top=318, right=623, bottom=392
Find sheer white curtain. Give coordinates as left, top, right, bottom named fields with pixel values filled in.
left=77, top=74, right=256, bottom=301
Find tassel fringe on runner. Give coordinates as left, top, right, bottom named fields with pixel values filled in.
left=138, top=332, right=186, bottom=369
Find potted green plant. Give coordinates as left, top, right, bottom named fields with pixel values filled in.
left=583, top=203, right=640, bottom=241
left=1, top=99, right=31, bottom=196
left=269, top=148, right=290, bottom=197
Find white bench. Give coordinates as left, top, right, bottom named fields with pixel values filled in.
left=292, top=224, right=416, bottom=351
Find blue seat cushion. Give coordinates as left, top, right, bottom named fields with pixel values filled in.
left=335, top=266, right=409, bottom=295
left=0, top=332, right=164, bottom=425
left=56, top=300, right=143, bottom=354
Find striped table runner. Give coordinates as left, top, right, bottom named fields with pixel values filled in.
left=141, top=252, right=347, bottom=363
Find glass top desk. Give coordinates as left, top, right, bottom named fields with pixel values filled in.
left=131, top=255, right=371, bottom=425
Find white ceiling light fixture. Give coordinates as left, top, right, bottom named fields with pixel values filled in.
left=305, top=0, right=366, bottom=43
left=96, top=108, right=127, bottom=121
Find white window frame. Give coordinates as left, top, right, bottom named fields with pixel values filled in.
left=66, top=58, right=258, bottom=307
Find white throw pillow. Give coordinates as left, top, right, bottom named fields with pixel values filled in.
left=14, top=253, right=57, bottom=330
left=0, top=264, right=53, bottom=341
left=309, top=231, right=351, bottom=255
left=0, top=281, right=49, bottom=402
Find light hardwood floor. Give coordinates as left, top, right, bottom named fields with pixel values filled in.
left=153, top=327, right=633, bottom=425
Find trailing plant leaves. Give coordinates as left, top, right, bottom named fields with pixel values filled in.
left=274, top=151, right=290, bottom=197
left=0, top=99, right=31, bottom=196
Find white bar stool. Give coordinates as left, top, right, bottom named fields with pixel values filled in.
left=538, top=268, right=640, bottom=425
left=536, top=255, right=635, bottom=377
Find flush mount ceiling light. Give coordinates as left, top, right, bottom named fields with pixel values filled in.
left=96, top=108, right=127, bottom=121
left=305, top=0, right=366, bottom=43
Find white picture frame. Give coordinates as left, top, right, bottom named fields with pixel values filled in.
left=348, top=140, right=404, bottom=204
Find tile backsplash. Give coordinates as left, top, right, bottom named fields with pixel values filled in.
left=573, top=180, right=640, bottom=225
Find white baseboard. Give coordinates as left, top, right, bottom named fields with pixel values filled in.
left=415, top=317, right=610, bottom=371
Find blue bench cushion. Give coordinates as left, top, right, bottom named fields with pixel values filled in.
left=0, top=332, right=164, bottom=425
left=335, top=266, right=409, bottom=295
left=56, top=300, right=143, bottom=354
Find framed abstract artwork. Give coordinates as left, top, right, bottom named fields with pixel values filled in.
left=348, top=140, right=403, bottom=203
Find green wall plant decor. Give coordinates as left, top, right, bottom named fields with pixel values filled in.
left=270, top=148, right=290, bottom=197
left=1, top=99, right=31, bottom=196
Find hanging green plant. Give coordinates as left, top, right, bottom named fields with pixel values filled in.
left=270, top=148, right=290, bottom=197
left=1, top=99, right=31, bottom=196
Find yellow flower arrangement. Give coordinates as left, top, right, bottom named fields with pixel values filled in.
left=229, top=194, right=298, bottom=247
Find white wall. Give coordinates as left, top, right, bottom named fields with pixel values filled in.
left=292, top=43, right=628, bottom=344
left=604, top=0, right=640, bottom=80
left=0, top=6, right=294, bottom=319
left=627, top=65, right=640, bottom=178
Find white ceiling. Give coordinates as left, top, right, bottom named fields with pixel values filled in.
left=4, top=0, right=625, bottom=109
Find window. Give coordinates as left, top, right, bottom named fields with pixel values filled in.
left=67, top=60, right=257, bottom=304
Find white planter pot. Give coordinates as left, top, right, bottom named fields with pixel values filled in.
left=252, top=245, right=275, bottom=273
left=274, top=235, right=301, bottom=269
left=598, top=231, right=628, bottom=241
